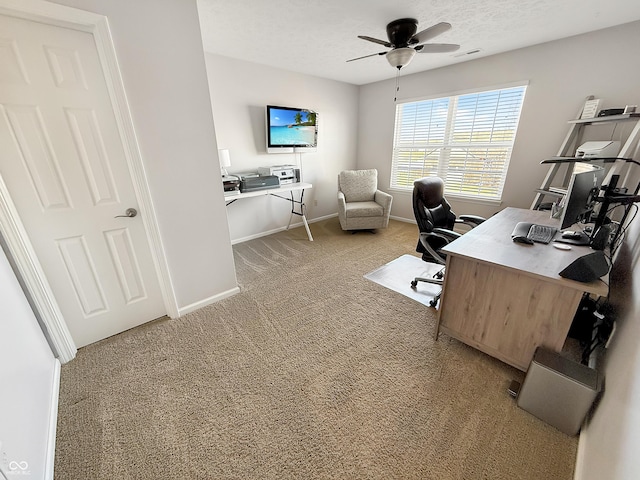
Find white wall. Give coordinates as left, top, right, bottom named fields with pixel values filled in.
left=0, top=240, right=58, bottom=479
left=204, top=54, right=359, bottom=242
left=575, top=215, right=640, bottom=479
left=48, top=0, right=238, bottom=310
left=357, top=21, right=640, bottom=221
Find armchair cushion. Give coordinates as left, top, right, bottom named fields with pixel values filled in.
left=345, top=201, right=383, bottom=218
left=339, top=169, right=377, bottom=202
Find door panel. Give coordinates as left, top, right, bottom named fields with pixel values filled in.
left=104, top=227, right=147, bottom=304
left=56, top=235, right=108, bottom=317
left=44, top=44, right=88, bottom=90
left=0, top=37, right=30, bottom=84
left=65, top=107, right=120, bottom=205
left=0, top=15, right=164, bottom=347
left=5, top=104, right=72, bottom=210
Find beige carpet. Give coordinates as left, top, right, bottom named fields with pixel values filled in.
left=54, top=218, right=577, bottom=479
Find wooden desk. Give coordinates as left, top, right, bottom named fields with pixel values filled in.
left=436, top=207, right=608, bottom=371
left=224, top=182, right=313, bottom=241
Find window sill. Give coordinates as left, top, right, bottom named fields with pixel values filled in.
left=446, top=194, right=503, bottom=207
left=389, top=187, right=503, bottom=207
left=388, top=188, right=414, bottom=196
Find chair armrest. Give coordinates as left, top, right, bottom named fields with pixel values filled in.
left=432, top=227, right=462, bottom=241
left=374, top=190, right=393, bottom=213
left=457, top=215, right=486, bottom=228
left=337, top=191, right=346, bottom=208
left=418, top=232, right=448, bottom=265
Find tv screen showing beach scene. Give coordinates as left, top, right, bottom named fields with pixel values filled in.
left=267, top=105, right=317, bottom=149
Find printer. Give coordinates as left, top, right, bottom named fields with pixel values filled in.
left=222, top=175, right=240, bottom=195
left=575, top=141, right=620, bottom=159
left=237, top=173, right=280, bottom=192
left=257, top=165, right=298, bottom=185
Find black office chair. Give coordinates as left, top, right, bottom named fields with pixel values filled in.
left=410, top=177, right=485, bottom=307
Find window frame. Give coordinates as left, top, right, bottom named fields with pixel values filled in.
left=390, top=82, right=528, bottom=203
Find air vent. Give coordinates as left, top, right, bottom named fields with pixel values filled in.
left=454, top=48, right=482, bottom=57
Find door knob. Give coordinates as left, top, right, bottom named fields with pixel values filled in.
left=115, top=208, right=138, bottom=218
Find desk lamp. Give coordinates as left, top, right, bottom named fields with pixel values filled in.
left=218, top=149, right=231, bottom=177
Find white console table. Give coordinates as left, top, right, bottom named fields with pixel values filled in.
left=224, top=182, right=313, bottom=241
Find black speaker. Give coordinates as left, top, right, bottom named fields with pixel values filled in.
left=559, top=251, right=609, bottom=282
left=294, top=168, right=301, bottom=182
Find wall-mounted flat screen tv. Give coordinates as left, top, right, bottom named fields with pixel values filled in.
left=266, top=105, right=318, bottom=153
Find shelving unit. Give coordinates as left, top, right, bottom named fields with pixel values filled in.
left=531, top=112, right=640, bottom=210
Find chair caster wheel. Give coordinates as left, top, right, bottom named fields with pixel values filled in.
left=410, top=280, right=418, bottom=288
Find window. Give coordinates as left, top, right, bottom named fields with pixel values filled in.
left=391, top=85, right=527, bottom=201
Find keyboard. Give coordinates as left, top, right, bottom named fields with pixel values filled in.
left=527, top=224, right=558, bottom=244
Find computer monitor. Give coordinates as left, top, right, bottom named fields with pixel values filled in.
left=559, top=163, right=604, bottom=231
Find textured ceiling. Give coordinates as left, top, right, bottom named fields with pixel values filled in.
left=197, top=0, right=640, bottom=85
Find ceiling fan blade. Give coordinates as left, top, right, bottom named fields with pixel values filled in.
left=416, top=43, right=461, bottom=53
left=358, top=35, right=392, bottom=48
left=346, top=51, right=387, bottom=62
left=411, top=22, right=452, bottom=45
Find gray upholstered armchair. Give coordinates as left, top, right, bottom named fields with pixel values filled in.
left=337, top=169, right=393, bottom=231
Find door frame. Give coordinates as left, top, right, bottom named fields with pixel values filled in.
left=0, top=0, right=179, bottom=363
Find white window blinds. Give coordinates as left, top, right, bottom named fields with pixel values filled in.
left=391, top=85, right=527, bottom=201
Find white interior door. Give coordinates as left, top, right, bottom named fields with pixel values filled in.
left=0, top=14, right=165, bottom=347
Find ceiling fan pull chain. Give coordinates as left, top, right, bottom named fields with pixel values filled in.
left=394, top=68, right=400, bottom=102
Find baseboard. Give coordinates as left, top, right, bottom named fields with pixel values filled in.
left=230, top=214, right=423, bottom=245
left=390, top=215, right=468, bottom=234
left=573, top=431, right=586, bottom=479
left=390, top=215, right=415, bottom=224
left=176, top=286, right=241, bottom=317
left=45, top=359, right=61, bottom=480
left=230, top=213, right=338, bottom=245
left=231, top=225, right=298, bottom=245
left=308, top=213, right=338, bottom=223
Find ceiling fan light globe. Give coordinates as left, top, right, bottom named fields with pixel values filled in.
left=386, top=47, right=416, bottom=68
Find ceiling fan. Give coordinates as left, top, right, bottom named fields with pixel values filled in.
left=347, top=18, right=460, bottom=69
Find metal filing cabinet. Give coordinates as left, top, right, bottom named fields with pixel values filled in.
left=517, top=347, right=601, bottom=436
